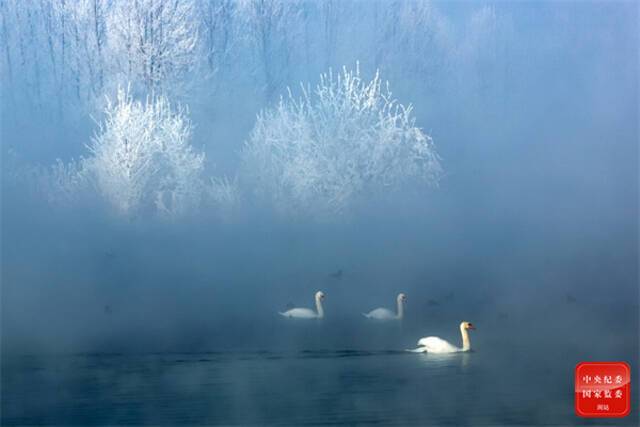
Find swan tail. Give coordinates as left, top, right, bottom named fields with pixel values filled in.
left=278, top=312, right=288, bottom=317
left=362, top=313, right=370, bottom=318
left=406, top=347, right=427, bottom=353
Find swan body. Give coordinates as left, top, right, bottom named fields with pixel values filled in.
left=363, top=293, right=406, bottom=320
left=416, top=337, right=461, bottom=353
left=279, top=291, right=325, bottom=319
left=364, top=308, right=396, bottom=320
left=280, top=308, right=318, bottom=319
left=410, top=321, right=476, bottom=353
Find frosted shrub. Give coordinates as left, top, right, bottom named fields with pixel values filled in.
left=85, top=87, right=205, bottom=218
left=39, top=159, right=91, bottom=207
left=206, top=176, right=242, bottom=221
left=3, top=151, right=89, bottom=208
left=241, top=64, right=442, bottom=218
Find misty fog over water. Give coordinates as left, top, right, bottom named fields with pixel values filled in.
left=1, top=0, right=638, bottom=425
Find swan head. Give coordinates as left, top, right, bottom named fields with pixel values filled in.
left=397, top=293, right=407, bottom=303
left=460, top=321, right=475, bottom=331
left=315, top=291, right=325, bottom=301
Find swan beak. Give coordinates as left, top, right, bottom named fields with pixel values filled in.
left=468, top=324, right=476, bottom=330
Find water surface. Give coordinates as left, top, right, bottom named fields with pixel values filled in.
left=3, top=342, right=637, bottom=425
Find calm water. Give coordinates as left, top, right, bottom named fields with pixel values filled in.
left=3, top=344, right=638, bottom=425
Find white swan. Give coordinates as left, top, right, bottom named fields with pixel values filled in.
left=363, top=293, right=406, bottom=320
left=409, top=321, right=476, bottom=353
left=279, top=291, right=325, bottom=319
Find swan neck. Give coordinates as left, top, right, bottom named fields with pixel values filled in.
left=460, top=326, right=471, bottom=351
left=316, top=297, right=324, bottom=318
left=396, top=298, right=404, bottom=319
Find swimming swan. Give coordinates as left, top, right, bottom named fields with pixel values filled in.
left=279, top=291, right=325, bottom=319
left=409, top=321, right=476, bottom=353
left=363, top=293, right=406, bottom=320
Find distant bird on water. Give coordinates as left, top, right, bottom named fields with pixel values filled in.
left=279, top=291, right=326, bottom=319
left=363, top=293, right=406, bottom=320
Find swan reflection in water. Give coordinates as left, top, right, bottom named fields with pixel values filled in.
left=413, top=349, right=472, bottom=371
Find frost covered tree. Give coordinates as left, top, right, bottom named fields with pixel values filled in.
left=241, top=64, right=442, bottom=218
left=1, top=0, right=200, bottom=115
left=9, top=85, right=237, bottom=220
left=85, top=87, right=205, bottom=218
left=198, top=0, right=235, bottom=76
left=107, top=0, right=199, bottom=94
left=395, top=1, right=453, bottom=89
left=456, top=6, right=515, bottom=106
left=0, top=0, right=110, bottom=109
left=236, top=0, right=302, bottom=100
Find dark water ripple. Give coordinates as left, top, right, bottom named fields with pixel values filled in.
left=2, top=348, right=638, bottom=425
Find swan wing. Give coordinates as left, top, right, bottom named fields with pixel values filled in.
left=364, top=308, right=396, bottom=320
left=417, top=336, right=460, bottom=353
left=279, top=308, right=318, bottom=319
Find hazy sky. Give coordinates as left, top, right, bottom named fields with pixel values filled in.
left=1, top=0, right=637, bottom=354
